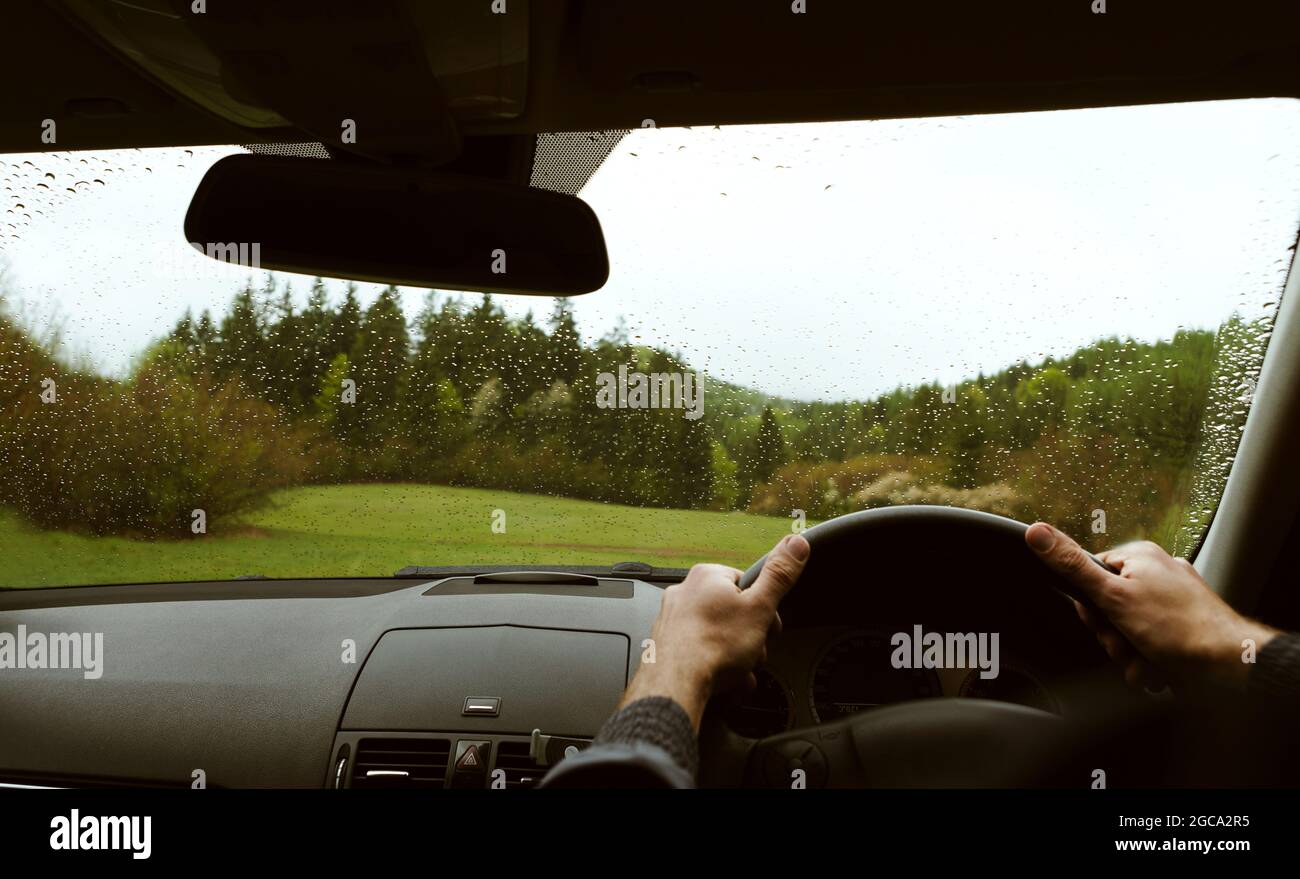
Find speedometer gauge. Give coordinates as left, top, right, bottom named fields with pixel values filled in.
left=810, top=631, right=940, bottom=722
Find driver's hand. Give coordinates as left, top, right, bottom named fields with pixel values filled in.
left=620, top=534, right=810, bottom=729
left=1025, top=522, right=1278, bottom=693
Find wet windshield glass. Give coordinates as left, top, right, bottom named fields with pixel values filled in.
left=1, top=98, right=1298, bottom=587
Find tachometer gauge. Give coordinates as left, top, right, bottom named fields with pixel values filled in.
left=810, top=631, right=940, bottom=723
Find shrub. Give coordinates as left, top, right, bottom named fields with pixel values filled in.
left=747, top=453, right=945, bottom=518
left=0, top=325, right=314, bottom=537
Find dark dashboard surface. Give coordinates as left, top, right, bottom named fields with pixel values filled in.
left=0, top=575, right=659, bottom=787
left=0, top=553, right=1114, bottom=788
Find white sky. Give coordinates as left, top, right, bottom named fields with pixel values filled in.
left=2, top=98, right=1299, bottom=401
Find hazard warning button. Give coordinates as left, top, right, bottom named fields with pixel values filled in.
left=457, top=744, right=484, bottom=770
left=452, top=740, right=491, bottom=786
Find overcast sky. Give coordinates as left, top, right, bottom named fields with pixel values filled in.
left=2, top=98, right=1299, bottom=401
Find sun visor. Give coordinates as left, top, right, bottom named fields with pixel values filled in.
left=51, top=0, right=530, bottom=162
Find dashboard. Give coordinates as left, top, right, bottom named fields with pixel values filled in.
left=0, top=573, right=657, bottom=788
left=0, top=555, right=1111, bottom=788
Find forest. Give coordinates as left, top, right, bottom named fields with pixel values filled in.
left=0, top=275, right=1261, bottom=553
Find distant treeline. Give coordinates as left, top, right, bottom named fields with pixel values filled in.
left=0, top=276, right=1261, bottom=548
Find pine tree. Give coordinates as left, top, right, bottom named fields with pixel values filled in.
left=263, top=283, right=299, bottom=412
left=215, top=282, right=263, bottom=394
left=752, top=406, right=788, bottom=485
left=676, top=415, right=714, bottom=507
left=296, top=278, right=334, bottom=411
left=350, top=285, right=409, bottom=441
left=330, top=282, right=362, bottom=365
left=548, top=297, right=583, bottom=386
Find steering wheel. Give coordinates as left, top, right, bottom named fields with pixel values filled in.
left=699, top=505, right=1118, bottom=788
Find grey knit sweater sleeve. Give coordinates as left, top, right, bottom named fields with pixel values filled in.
left=1250, top=631, right=1300, bottom=699
left=537, top=696, right=698, bottom=788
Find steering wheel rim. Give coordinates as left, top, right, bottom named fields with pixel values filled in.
left=709, top=505, right=1110, bottom=788
left=739, top=504, right=1115, bottom=600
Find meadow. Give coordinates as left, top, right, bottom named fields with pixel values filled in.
left=0, top=483, right=797, bottom=589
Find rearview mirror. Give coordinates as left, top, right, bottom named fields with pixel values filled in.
left=184, top=154, right=609, bottom=296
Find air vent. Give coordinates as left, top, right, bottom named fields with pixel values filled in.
left=350, top=738, right=450, bottom=789
left=493, top=741, right=548, bottom=788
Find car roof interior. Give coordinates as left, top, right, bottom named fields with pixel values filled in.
left=6, top=2, right=1300, bottom=155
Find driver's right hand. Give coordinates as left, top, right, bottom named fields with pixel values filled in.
left=1025, top=522, right=1278, bottom=693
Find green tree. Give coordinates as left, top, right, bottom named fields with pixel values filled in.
left=313, top=352, right=351, bottom=431
left=350, top=285, right=409, bottom=443
left=547, top=297, right=583, bottom=386
left=214, top=282, right=263, bottom=393
left=752, top=406, right=788, bottom=486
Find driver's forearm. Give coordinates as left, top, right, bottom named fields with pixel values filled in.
left=618, top=660, right=711, bottom=731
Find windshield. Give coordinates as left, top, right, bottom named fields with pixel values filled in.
left=1, top=98, right=1298, bottom=588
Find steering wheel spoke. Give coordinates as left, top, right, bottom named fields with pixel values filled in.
left=744, top=699, right=1064, bottom=788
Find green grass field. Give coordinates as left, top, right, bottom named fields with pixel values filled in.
left=0, top=483, right=798, bottom=589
